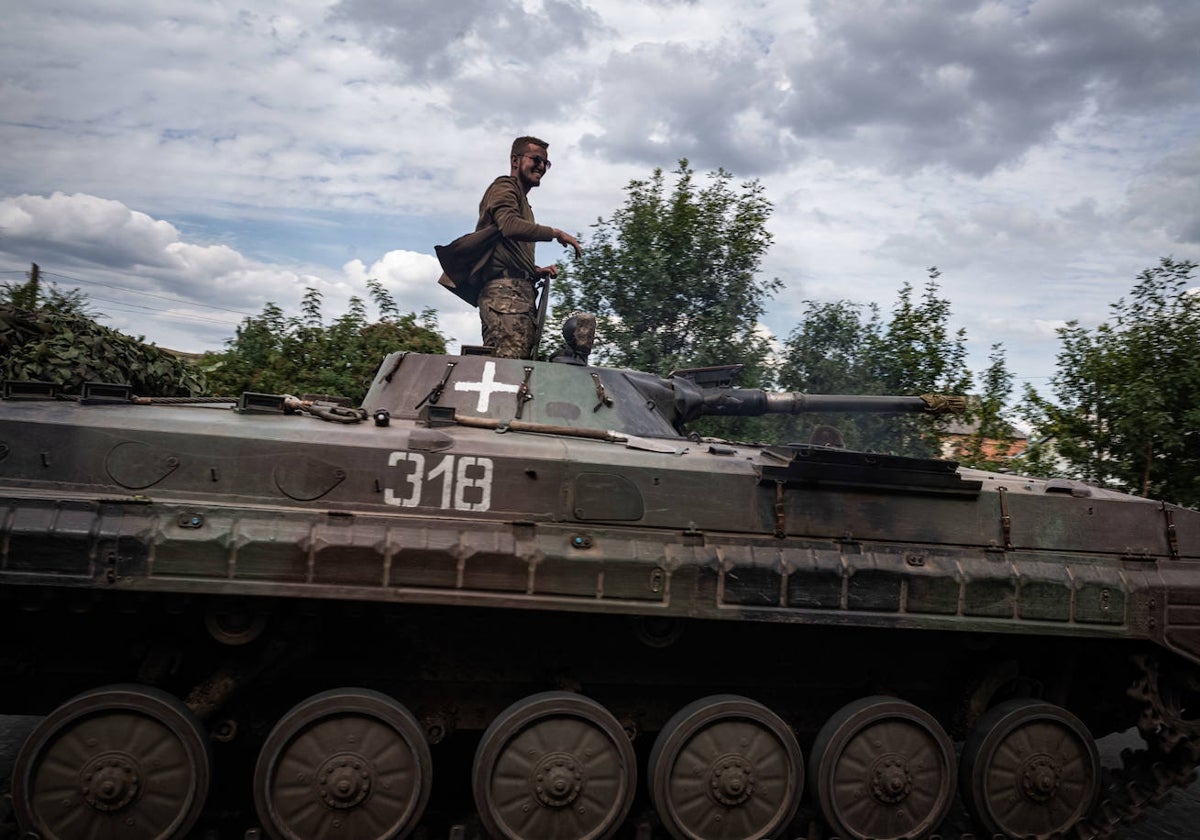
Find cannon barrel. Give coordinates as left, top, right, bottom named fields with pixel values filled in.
left=699, top=389, right=967, bottom=417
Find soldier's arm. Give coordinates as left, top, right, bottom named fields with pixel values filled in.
left=485, top=180, right=555, bottom=242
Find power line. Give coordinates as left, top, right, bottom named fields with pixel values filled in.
left=87, top=296, right=238, bottom=327
left=37, top=269, right=257, bottom=317
left=4, top=263, right=252, bottom=329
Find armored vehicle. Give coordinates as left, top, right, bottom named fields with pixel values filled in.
left=3, top=349, right=1200, bottom=840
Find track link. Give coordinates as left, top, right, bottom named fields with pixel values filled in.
left=1073, top=655, right=1200, bottom=839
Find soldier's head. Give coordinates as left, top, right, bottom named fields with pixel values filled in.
left=510, top=136, right=551, bottom=192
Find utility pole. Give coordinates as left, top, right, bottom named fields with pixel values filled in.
left=10, top=263, right=42, bottom=309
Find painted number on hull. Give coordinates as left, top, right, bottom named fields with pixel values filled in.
left=384, top=452, right=494, bottom=511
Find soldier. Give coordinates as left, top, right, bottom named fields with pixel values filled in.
left=441, top=136, right=582, bottom=359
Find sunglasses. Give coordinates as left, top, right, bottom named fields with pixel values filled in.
left=520, top=153, right=552, bottom=170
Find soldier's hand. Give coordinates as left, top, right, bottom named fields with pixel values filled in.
left=536, top=265, right=559, bottom=279
left=552, top=229, right=583, bottom=258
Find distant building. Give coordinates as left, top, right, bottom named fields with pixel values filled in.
left=941, top=417, right=1029, bottom=464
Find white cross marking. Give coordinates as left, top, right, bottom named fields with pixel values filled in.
left=454, top=361, right=520, bottom=412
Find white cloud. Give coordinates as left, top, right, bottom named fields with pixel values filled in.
left=0, top=190, right=483, bottom=353
left=1125, top=143, right=1200, bottom=244
left=342, top=249, right=441, bottom=301
left=0, top=193, right=180, bottom=267
left=1, top=0, right=1199, bottom=388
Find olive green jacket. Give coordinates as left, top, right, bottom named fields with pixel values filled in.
left=436, top=176, right=552, bottom=306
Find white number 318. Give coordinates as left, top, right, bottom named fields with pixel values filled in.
left=384, top=452, right=494, bottom=511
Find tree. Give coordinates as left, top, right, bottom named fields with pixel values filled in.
left=772, top=299, right=884, bottom=448
left=773, top=271, right=972, bottom=456
left=551, top=160, right=779, bottom=385
left=779, top=299, right=884, bottom=394
left=862, top=270, right=972, bottom=457
left=200, top=282, right=446, bottom=404
left=1023, top=258, right=1200, bottom=505
left=952, top=343, right=1019, bottom=470
left=869, top=270, right=969, bottom=392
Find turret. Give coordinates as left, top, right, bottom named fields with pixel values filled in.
left=364, top=354, right=965, bottom=441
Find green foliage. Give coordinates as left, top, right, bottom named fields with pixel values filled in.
left=772, top=299, right=883, bottom=448
left=952, top=343, right=1018, bottom=470
left=772, top=270, right=974, bottom=456
left=868, top=270, right=973, bottom=457
left=1022, top=258, right=1200, bottom=505
left=0, top=304, right=205, bottom=398
left=3, top=275, right=40, bottom=310
left=2, top=265, right=203, bottom=396
left=2, top=268, right=97, bottom=318
left=552, top=160, right=779, bottom=379
left=199, top=282, right=446, bottom=404
left=549, top=160, right=780, bottom=439
left=873, top=270, right=971, bottom=394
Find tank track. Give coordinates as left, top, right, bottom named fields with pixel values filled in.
left=1073, top=655, right=1200, bottom=839
left=2, top=656, right=1198, bottom=840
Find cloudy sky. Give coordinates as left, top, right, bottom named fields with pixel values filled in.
left=2, top=0, right=1198, bottom=392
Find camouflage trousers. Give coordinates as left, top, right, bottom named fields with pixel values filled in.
left=479, top=277, right=538, bottom=359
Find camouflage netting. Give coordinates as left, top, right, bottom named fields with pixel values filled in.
left=0, top=304, right=206, bottom=397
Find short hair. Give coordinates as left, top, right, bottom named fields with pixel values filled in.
left=511, top=136, right=549, bottom=157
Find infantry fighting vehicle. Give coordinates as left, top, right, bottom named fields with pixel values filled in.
left=3, top=347, right=1200, bottom=840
